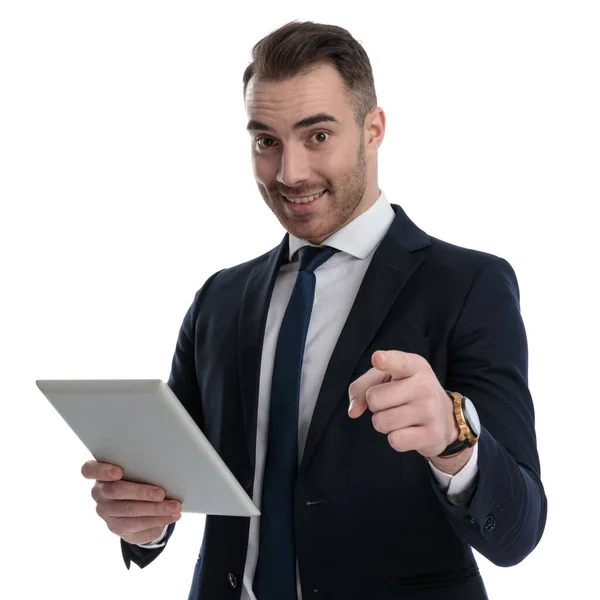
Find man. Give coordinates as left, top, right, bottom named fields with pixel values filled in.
left=82, top=21, right=547, bottom=600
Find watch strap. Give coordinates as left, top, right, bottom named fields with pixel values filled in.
left=437, top=391, right=478, bottom=457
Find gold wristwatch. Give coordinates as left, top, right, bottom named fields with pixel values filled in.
left=437, top=391, right=481, bottom=457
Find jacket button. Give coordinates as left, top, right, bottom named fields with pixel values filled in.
left=484, top=515, right=496, bottom=532
left=228, top=573, right=237, bottom=588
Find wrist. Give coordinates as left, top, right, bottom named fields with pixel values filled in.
left=437, top=390, right=480, bottom=458
left=445, top=396, right=461, bottom=447
left=429, top=446, right=474, bottom=475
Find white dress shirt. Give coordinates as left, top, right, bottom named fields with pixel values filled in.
left=139, top=191, right=479, bottom=600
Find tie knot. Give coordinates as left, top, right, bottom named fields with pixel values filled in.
left=297, top=245, right=338, bottom=273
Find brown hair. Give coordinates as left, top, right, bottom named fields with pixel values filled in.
left=243, top=21, right=377, bottom=126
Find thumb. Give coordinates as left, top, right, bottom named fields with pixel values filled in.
left=348, top=396, right=368, bottom=418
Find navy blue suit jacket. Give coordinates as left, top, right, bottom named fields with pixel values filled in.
left=121, top=204, right=547, bottom=599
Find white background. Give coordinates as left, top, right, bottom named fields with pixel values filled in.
left=1, top=1, right=598, bottom=598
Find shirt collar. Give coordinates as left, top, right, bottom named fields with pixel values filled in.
left=287, top=190, right=396, bottom=262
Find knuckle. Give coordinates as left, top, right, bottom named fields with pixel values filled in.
left=106, top=518, right=118, bottom=535
left=414, top=353, right=427, bottom=367
left=95, top=503, right=105, bottom=518
left=365, top=387, right=376, bottom=409
left=101, top=481, right=114, bottom=498
left=90, top=484, right=100, bottom=502
left=108, top=481, right=124, bottom=499
left=140, top=516, right=155, bottom=530
left=388, top=431, right=405, bottom=452
left=136, top=485, right=148, bottom=501
left=124, top=501, right=136, bottom=517
left=426, top=379, right=438, bottom=397
left=158, top=502, right=171, bottom=516
left=422, top=400, right=437, bottom=422
left=425, top=376, right=439, bottom=396
left=371, top=412, right=380, bottom=432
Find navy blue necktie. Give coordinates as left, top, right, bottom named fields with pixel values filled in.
left=253, top=245, right=338, bottom=600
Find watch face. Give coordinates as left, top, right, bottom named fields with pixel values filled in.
left=463, top=397, right=481, bottom=436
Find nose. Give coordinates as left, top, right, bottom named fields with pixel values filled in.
left=276, top=145, right=311, bottom=188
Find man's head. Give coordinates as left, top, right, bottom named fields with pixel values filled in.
left=243, top=22, right=386, bottom=245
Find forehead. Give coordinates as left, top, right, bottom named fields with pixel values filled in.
left=245, top=63, right=354, bottom=130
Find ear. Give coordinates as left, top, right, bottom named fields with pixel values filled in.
left=364, top=107, right=386, bottom=157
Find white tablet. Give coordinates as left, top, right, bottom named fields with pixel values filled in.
left=36, top=379, right=260, bottom=517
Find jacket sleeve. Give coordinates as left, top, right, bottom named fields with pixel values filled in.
left=121, top=271, right=223, bottom=569
left=431, top=257, right=547, bottom=567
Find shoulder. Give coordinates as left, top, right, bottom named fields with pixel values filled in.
left=409, top=234, right=522, bottom=309
left=427, top=235, right=509, bottom=269
left=425, top=235, right=518, bottom=283
left=185, top=247, right=276, bottom=317
left=205, top=248, right=274, bottom=293
left=390, top=204, right=516, bottom=283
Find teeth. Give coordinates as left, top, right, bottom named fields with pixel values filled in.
left=286, top=190, right=325, bottom=204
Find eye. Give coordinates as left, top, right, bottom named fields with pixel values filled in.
left=255, top=136, right=278, bottom=149
left=310, top=131, right=330, bottom=144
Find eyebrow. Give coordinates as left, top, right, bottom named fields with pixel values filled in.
left=246, top=112, right=339, bottom=132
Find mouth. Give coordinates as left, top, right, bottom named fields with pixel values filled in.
left=283, top=190, right=326, bottom=204
left=280, top=190, right=327, bottom=213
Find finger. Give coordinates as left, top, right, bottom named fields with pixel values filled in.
left=348, top=365, right=390, bottom=419
left=386, top=425, right=441, bottom=454
left=96, top=480, right=166, bottom=502
left=372, top=350, right=423, bottom=379
left=348, top=395, right=368, bottom=418
left=348, top=349, right=424, bottom=412
left=106, top=514, right=181, bottom=538
left=371, top=403, right=421, bottom=435
left=348, top=377, right=393, bottom=419
left=97, top=499, right=182, bottom=519
left=81, top=460, right=123, bottom=481
left=364, top=378, right=415, bottom=414
left=350, top=366, right=415, bottom=418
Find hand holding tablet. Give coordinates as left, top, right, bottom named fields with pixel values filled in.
left=36, top=379, right=260, bottom=526
left=81, top=459, right=182, bottom=545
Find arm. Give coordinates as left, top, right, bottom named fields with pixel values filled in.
left=121, top=271, right=223, bottom=569
left=430, top=257, right=547, bottom=566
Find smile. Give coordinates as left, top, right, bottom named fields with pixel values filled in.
left=283, top=190, right=326, bottom=204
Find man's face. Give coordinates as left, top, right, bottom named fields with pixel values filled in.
left=245, top=63, right=371, bottom=244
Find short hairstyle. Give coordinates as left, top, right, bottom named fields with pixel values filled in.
left=243, top=21, right=377, bottom=126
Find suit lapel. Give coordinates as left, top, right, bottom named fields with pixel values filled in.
left=236, top=204, right=431, bottom=477
left=237, top=236, right=288, bottom=472
left=299, top=204, right=431, bottom=476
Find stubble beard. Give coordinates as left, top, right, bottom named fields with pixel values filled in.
left=259, top=137, right=368, bottom=244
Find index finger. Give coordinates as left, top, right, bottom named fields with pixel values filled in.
left=371, top=350, right=422, bottom=378
left=348, top=351, right=422, bottom=418
left=81, top=460, right=123, bottom=481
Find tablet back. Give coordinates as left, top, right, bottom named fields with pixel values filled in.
left=36, top=379, right=259, bottom=516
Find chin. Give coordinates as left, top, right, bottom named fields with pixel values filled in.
left=287, top=221, right=332, bottom=244
left=264, top=190, right=338, bottom=242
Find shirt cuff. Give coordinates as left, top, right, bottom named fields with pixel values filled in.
left=134, top=524, right=169, bottom=549
left=428, top=442, right=479, bottom=504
